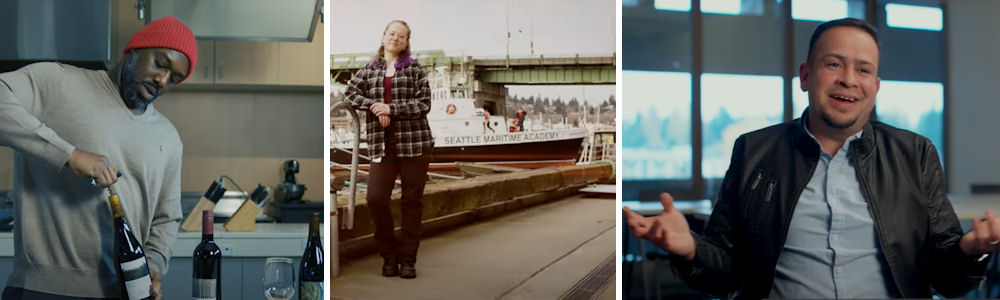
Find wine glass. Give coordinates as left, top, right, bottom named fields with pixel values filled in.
left=263, top=257, right=296, bottom=300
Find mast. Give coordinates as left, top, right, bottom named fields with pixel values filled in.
left=506, top=0, right=511, bottom=67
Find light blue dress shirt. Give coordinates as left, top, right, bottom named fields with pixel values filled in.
left=769, top=127, right=896, bottom=298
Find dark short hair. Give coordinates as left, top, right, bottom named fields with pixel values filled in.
left=806, top=18, right=879, bottom=64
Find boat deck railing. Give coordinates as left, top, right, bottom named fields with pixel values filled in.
left=579, top=135, right=616, bottom=164
left=330, top=101, right=360, bottom=278
left=330, top=102, right=361, bottom=230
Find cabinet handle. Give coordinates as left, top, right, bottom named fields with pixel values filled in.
left=218, top=61, right=224, bottom=79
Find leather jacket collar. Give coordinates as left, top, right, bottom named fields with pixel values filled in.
left=791, top=108, right=875, bottom=161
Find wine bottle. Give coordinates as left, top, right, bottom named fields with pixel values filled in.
left=109, top=192, right=153, bottom=300
left=298, top=212, right=323, bottom=300
left=192, top=210, right=222, bottom=300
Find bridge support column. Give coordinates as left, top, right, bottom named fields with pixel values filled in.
left=473, top=80, right=508, bottom=117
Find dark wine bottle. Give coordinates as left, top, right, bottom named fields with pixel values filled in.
left=298, top=212, right=323, bottom=300
left=109, top=192, right=153, bottom=300
left=192, top=210, right=222, bottom=300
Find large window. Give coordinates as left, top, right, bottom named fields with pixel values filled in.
left=792, top=76, right=808, bottom=116
left=701, top=74, right=783, bottom=178
left=876, top=81, right=945, bottom=159
left=652, top=0, right=767, bottom=14
left=622, top=71, right=692, bottom=180
left=793, top=0, right=852, bottom=21
left=875, top=0, right=945, bottom=161
left=654, top=0, right=690, bottom=11
left=701, top=0, right=743, bottom=15
left=885, top=3, right=942, bottom=31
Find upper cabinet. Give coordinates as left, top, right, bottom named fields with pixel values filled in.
left=183, top=40, right=215, bottom=85
left=214, top=40, right=281, bottom=85
left=146, top=0, right=323, bottom=87
left=277, top=20, right=325, bottom=86
left=149, top=0, right=319, bottom=41
left=185, top=18, right=323, bottom=87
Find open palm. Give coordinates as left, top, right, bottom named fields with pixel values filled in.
left=623, top=193, right=696, bottom=260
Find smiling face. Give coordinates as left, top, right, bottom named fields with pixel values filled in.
left=119, top=48, right=190, bottom=110
left=381, top=21, right=410, bottom=57
left=800, top=26, right=880, bottom=134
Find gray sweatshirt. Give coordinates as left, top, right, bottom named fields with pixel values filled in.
left=0, top=62, right=182, bottom=297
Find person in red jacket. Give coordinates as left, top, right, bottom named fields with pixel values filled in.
left=516, top=109, right=527, bottom=132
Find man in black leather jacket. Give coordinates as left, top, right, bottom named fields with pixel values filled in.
left=624, top=18, right=996, bottom=298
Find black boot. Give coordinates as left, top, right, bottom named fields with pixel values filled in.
left=400, top=262, right=417, bottom=279
left=382, top=256, right=399, bottom=277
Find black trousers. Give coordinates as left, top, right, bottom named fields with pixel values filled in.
left=367, top=146, right=431, bottom=263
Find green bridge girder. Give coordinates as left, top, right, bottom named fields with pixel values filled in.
left=477, top=66, right=616, bottom=85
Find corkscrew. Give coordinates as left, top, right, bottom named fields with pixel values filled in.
left=89, top=170, right=122, bottom=190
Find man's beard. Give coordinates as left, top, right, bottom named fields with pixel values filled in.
left=119, top=53, right=160, bottom=110
left=821, top=109, right=859, bottom=129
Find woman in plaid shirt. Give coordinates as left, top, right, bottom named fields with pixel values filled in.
left=345, top=20, right=433, bottom=279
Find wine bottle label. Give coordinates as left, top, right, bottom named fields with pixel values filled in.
left=193, top=278, right=217, bottom=300
left=299, top=281, right=322, bottom=300
left=120, top=257, right=152, bottom=300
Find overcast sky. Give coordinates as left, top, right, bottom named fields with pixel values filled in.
left=329, top=0, right=616, bottom=105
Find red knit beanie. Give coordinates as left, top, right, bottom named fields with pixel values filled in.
left=124, top=16, right=198, bottom=84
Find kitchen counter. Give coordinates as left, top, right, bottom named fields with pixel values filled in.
left=0, top=223, right=324, bottom=298
left=173, top=223, right=322, bottom=257
left=0, top=223, right=321, bottom=257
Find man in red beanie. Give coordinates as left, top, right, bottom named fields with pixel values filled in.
left=0, top=16, right=196, bottom=300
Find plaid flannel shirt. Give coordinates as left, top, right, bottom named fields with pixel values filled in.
left=344, top=61, right=433, bottom=160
